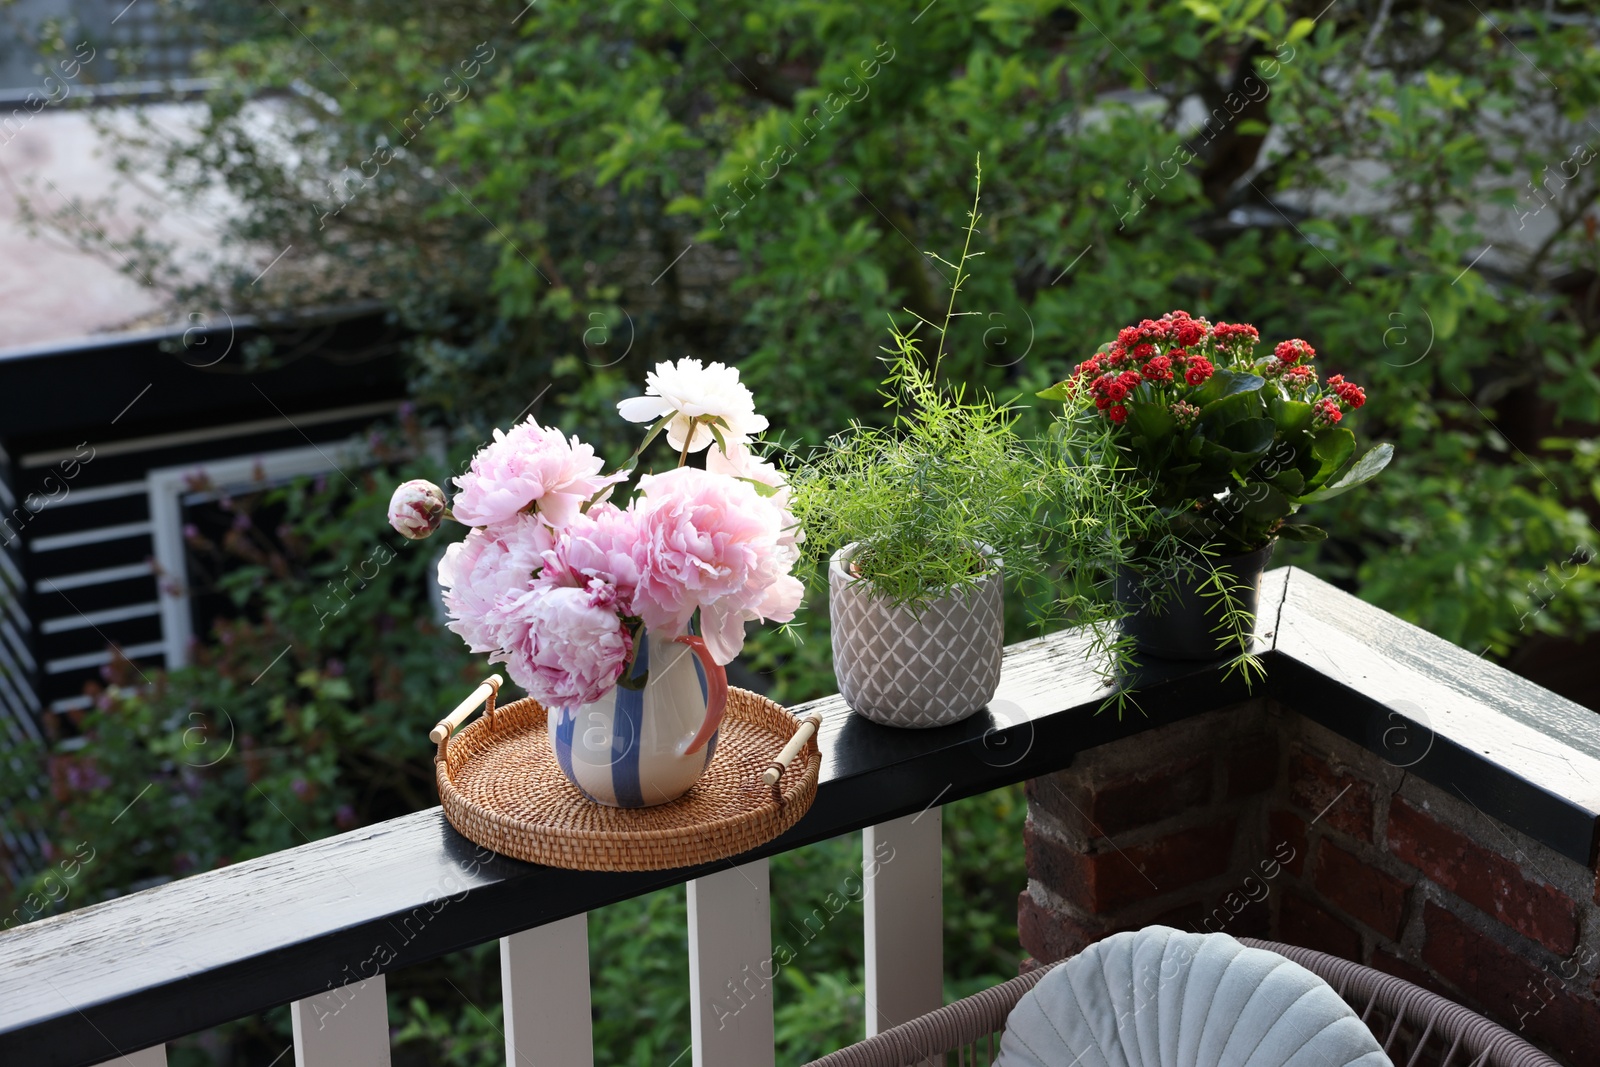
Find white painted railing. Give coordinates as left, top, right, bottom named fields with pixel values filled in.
left=92, top=814, right=945, bottom=1067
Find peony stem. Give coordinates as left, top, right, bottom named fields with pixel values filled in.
left=678, top=419, right=696, bottom=467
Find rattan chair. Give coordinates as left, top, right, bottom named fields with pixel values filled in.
left=804, top=938, right=1564, bottom=1067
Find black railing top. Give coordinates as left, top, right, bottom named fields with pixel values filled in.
left=2, top=566, right=1596, bottom=1066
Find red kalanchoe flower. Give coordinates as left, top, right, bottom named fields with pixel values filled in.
left=1108, top=404, right=1128, bottom=424
left=1312, top=397, right=1343, bottom=427
left=1142, top=355, right=1174, bottom=382
left=1326, top=373, right=1366, bottom=409
left=1175, top=319, right=1207, bottom=347
left=1132, top=342, right=1157, bottom=360
left=1117, top=326, right=1141, bottom=347
left=1184, top=355, right=1215, bottom=385
left=1274, top=338, right=1316, bottom=366
left=1139, top=318, right=1170, bottom=341
left=1213, top=322, right=1259, bottom=346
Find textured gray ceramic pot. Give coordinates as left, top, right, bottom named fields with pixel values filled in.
left=828, top=543, right=1004, bottom=728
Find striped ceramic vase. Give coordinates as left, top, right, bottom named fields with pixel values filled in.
left=547, top=629, right=728, bottom=807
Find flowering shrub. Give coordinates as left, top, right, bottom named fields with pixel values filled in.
left=1042, top=310, right=1392, bottom=555
left=394, top=359, right=802, bottom=707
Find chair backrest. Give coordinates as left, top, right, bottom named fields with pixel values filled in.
left=804, top=964, right=1057, bottom=1066
left=1238, top=939, right=1564, bottom=1067
left=804, top=938, right=1566, bottom=1067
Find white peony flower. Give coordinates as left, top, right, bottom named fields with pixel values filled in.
left=616, top=357, right=769, bottom=453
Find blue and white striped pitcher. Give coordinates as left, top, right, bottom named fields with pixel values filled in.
left=547, top=629, right=728, bottom=807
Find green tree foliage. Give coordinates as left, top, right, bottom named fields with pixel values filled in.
left=38, top=0, right=1599, bottom=656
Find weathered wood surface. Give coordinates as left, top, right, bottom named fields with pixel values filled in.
left=1272, top=568, right=1600, bottom=862
left=3, top=567, right=1595, bottom=1066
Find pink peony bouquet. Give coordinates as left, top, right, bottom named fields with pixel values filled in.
left=389, top=358, right=803, bottom=709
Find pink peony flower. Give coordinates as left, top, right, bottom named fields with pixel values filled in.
left=452, top=417, right=626, bottom=529
left=492, top=579, right=633, bottom=707
left=435, top=515, right=552, bottom=653
left=388, top=479, right=447, bottom=539
left=616, top=357, right=770, bottom=453
left=705, top=439, right=785, bottom=499
left=535, top=502, right=645, bottom=612
left=631, top=466, right=802, bottom=664
left=706, top=441, right=803, bottom=550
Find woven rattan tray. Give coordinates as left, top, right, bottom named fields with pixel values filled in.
left=435, top=686, right=820, bottom=871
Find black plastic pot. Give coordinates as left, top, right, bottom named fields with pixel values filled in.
left=1114, top=541, right=1276, bottom=661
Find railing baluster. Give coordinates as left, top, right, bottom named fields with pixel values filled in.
left=864, top=810, right=943, bottom=1037
left=290, top=976, right=391, bottom=1067
left=687, top=857, right=775, bottom=1067
left=92, top=1046, right=166, bottom=1066
left=501, top=913, right=594, bottom=1067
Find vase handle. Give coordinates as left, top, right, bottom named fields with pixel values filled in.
left=676, top=634, right=728, bottom=757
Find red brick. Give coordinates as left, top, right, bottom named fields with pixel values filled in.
left=1422, top=902, right=1600, bottom=1062
left=1287, top=748, right=1374, bottom=841
left=1092, top=756, right=1214, bottom=834
left=1225, top=734, right=1279, bottom=799
left=1028, top=759, right=1212, bottom=839
left=1025, top=776, right=1090, bottom=834
left=1387, top=799, right=1579, bottom=955
left=1314, top=841, right=1410, bottom=940
left=1025, top=819, right=1091, bottom=901
left=1025, top=818, right=1237, bottom=912
left=1279, top=890, right=1362, bottom=960
left=1268, top=809, right=1309, bottom=878
left=1017, top=890, right=1106, bottom=964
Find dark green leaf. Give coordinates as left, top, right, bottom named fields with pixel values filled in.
left=1299, top=443, right=1395, bottom=502
left=1126, top=401, right=1177, bottom=446
left=1216, top=416, right=1276, bottom=457
left=1267, top=397, right=1314, bottom=436
left=1234, top=483, right=1293, bottom=524
left=1306, top=427, right=1356, bottom=489
left=1277, top=523, right=1328, bottom=542
left=1192, top=368, right=1266, bottom=408
left=1267, top=468, right=1306, bottom=496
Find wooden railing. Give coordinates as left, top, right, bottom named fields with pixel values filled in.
left=2, top=568, right=1595, bottom=1066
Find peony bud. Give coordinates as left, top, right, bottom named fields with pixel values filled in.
left=388, top=479, right=447, bottom=539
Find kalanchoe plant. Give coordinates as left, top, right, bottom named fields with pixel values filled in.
left=1040, top=310, right=1394, bottom=557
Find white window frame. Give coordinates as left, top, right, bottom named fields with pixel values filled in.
left=147, top=440, right=365, bottom=669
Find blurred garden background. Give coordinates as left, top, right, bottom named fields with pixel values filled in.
left=3, top=1, right=1599, bottom=1063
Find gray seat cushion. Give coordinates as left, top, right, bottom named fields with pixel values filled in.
left=995, top=926, right=1391, bottom=1067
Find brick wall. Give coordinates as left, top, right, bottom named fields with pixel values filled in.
left=1020, top=699, right=1600, bottom=1065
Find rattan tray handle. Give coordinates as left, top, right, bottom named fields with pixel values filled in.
left=762, top=712, right=823, bottom=787
left=431, top=675, right=503, bottom=753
